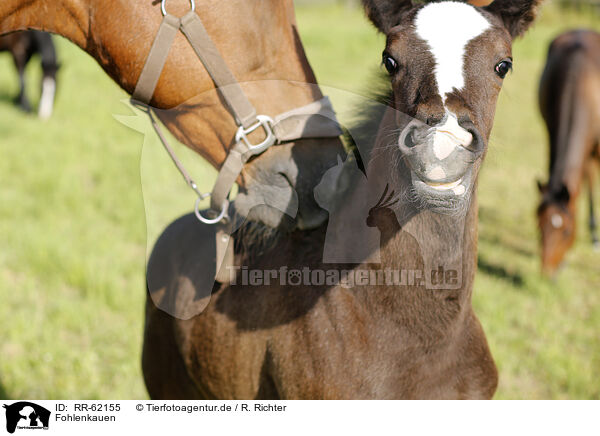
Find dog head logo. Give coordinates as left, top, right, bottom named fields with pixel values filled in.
left=3, top=402, right=50, bottom=434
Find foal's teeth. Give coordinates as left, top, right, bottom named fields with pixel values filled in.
left=425, top=178, right=463, bottom=191
left=452, top=185, right=466, bottom=196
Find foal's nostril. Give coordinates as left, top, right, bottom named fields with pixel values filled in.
left=403, top=124, right=429, bottom=149
left=404, top=127, right=417, bottom=148
left=458, top=119, right=485, bottom=154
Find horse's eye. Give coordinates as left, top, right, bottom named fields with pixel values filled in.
left=382, top=53, right=398, bottom=75
left=495, top=59, right=513, bottom=79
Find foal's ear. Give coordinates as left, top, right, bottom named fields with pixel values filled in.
left=484, top=0, right=544, bottom=38
left=361, top=0, right=414, bottom=33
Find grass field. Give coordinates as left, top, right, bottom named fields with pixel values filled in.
left=0, top=2, right=599, bottom=399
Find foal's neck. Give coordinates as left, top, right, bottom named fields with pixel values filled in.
left=330, top=131, right=479, bottom=317
left=354, top=199, right=479, bottom=339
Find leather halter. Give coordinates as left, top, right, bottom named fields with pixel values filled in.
left=132, top=1, right=342, bottom=281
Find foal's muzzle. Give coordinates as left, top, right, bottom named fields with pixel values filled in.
left=398, top=113, right=484, bottom=205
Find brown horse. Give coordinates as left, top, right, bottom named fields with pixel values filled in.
left=0, top=0, right=345, bottom=232
left=142, top=0, right=542, bottom=399
left=537, top=30, right=600, bottom=277
left=0, top=30, right=57, bottom=118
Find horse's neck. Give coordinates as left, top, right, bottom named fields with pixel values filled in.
left=548, top=64, right=600, bottom=198
left=0, top=0, right=322, bottom=167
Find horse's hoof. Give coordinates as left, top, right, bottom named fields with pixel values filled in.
left=593, top=241, right=600, bottom=252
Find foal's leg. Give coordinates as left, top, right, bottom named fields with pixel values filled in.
left=142, top=296, right=204, bottom=399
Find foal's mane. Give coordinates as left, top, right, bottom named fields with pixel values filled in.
left=343, top=72, right=395, bottom=175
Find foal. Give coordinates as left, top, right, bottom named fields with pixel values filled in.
left=143, top=0, right=543, bottom=399
left=537, top=30, right=600, bottom=276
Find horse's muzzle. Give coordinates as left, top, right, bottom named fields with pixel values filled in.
left=236, top=139, right=344, bottom=230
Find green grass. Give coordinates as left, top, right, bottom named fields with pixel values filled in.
left=0, top=39, right=146, bottom=397
left=473, top=6, right=600, bottom=399
left=0, top=3, right=599, bottom=399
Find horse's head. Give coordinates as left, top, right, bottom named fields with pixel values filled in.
left=362, top=0, right=542, bottom=212
left=537, top=182, right=575, bottom=277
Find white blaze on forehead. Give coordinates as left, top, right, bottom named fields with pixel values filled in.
left=415, top=2, right=490, bottom=102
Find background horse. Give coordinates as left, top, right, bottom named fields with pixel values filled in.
left=537, top=29, right=600, bottom=277
left=0, top=30, right=57, bottom=118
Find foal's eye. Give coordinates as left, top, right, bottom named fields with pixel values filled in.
left=382, top=53, right=398, bottom=75
left=495, top=59, right=513, bottom=79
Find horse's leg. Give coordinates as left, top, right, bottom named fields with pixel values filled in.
left=590, top=190, right=598, bottom=249
left=10, top=41, right=31, bottom=113
left=588, top=159, right=599, bottom=250
left=31, top=31, right=58, bottom=119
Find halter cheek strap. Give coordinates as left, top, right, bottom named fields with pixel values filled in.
left=132, top=8, right=342, bottom=283
left=179, top=12, right=258, bottom=130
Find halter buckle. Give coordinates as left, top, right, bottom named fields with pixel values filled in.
left=235, top=115, right=276, bottom=156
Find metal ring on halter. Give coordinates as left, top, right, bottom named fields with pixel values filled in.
left=161, top=0, right=195, bottom=16
left=235, top=115, right=276, bottom=156
left=194, top=198, right=227, bottom=225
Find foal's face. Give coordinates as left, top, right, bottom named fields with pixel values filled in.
left=363, top=0, right=542, bottom=211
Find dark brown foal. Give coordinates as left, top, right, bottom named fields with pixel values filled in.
left=143, top=0, right=543, bottom=399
